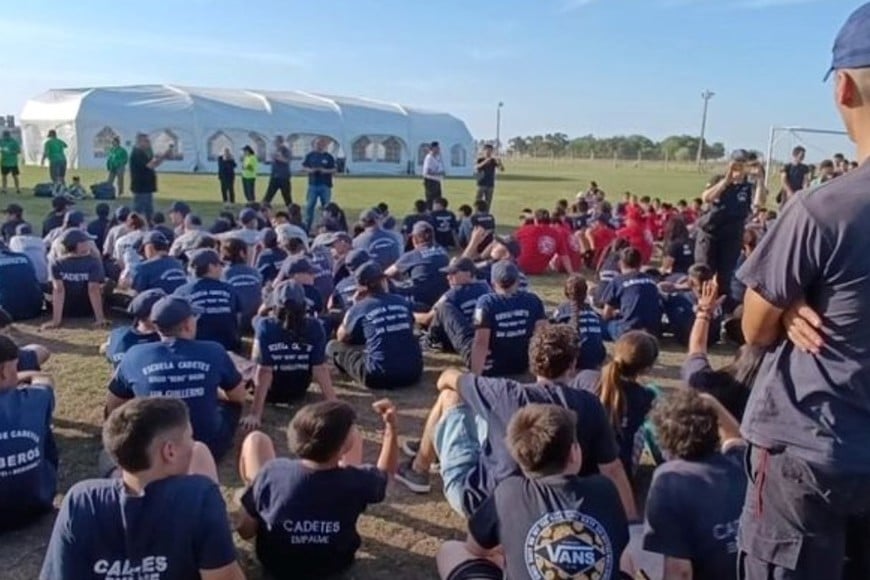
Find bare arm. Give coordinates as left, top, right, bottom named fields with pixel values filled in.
left=199, top=562, right=246, bottom=580
left=336, top=322, right=351, bottom=343
left=373, top=399, right=399, bottom=476
left=741, top=287, right=784, bottom=347
left=660, top=256, right=675, bottom=275
left=87, top=283, right=106, bottom=325
left=222, top=381, right=247, bottom=405
left=45, top=281, right=64, bottom=328
left=688, top=279, right=722, bottom=356
left=437, top=368, right=465, bottom=392
left=105, top=391, right=128, bottom=415
left=312, top=364, right=336, bottom=400
left=17, top=371, right=53, bottom=387
left=699, top=393, right=742, bottom=443
left=598, top=459, right=638, bottom=520
left=245, top=364, right=272, bottom=426
left=559, top=255, right=574, bottom=274
left=414, top=309, right=436, bottom=327
left=701, top=175, right=730, bottom=204
left=470, top=328, right=490, bottom=376
left=781, top=169, right=795, bottom=198
left=384, top=264, right=400, bottom=278
left=663, top=557, right=693, bottom=580
left=601, top=304, right=618, bottom=321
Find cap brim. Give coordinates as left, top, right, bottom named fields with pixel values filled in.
left=439, top=266, right=458, bottom=274
left=190, top=304, right=204, bottom=316
left=823, top=67, right=834, bottom=82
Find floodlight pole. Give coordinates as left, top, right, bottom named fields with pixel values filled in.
left=696, top=90, right=715, bottom=168
left=495, top=102, right=504, bottom=154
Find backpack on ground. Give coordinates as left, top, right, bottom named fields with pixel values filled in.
left=33, top=183, right=55, bottom=198
left=91, top=182, right=116, bottom=200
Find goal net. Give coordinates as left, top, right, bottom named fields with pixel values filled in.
left=764, top=125, right=852, bottom=189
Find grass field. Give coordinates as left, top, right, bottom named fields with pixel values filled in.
left=0, top=159, right=732, bottom=580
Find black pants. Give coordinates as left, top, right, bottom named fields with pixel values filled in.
left=326, top=341, right=419, bottom=390
left=263, top=177, right=292, bottom=206
left=423, top=179, right=442, bottom=209
left=739, top=445, right=870, bottom=579
left=242, top=178, right=255, bottom=202
left=695, top=226, right=743, bottom=296
left=433, top=301, right=474, bottom=364
left=219, top=177, right=235, bottom=204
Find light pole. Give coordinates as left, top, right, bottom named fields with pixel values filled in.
left=495, top=102, right=504, bottom=153
left=696, top=90, right=714, bottom=168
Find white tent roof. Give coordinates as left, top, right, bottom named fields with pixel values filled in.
left=20, top=85, right=475, bottom=176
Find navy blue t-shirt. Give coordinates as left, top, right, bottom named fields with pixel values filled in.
left=601, top=271, right=662, bottom=337
left=351, top=228, right=401, bottom=270
left=270, top=145, right=291, bottom=179
left=343, top=292, right=422, bottom=378
left=131, top=255, right=188, bottom=294
left=551, top=302, right=607, bottom=370
left=50, top=254, right=106, bottom=318
left=105, top=326, right=160, bottom=368
left=666, top=240, right=695, bottom=275
left=255, top=248, right=288, bottom=283
left=222, top=263, right=263, bottom=322
left=459, top=375, right=620, bottom=512
left=430, top=209, right=457, bottom=247
left=644, top=445, right=747, bottom=580
left=0, top=384, right=58, bottom=520
left=681, top=353, right=749, bottom=421
left=40, top=476, right=237, bottom=580
left=0, top=249, right=44, bottom=320
left=308, top=248, right=335, bottom=305
left=703, top=180, right=752, bottom=231
left=470, top=474, right=629, bottom=580
left=473, top=291, right=545, bottom=376
left=174, top=278, right=242, bottom=352
left=86, top=218, right=111, bottom=253
left=391, top=245, right=449, bottom=307
left=241, top=458, right=387, bottom=578
left=254, top=317, right=326, bottom=402
left=401, top=213, right=435, bottom=236
left=111, top=339, right=242, bottom=448
left=573, top=369, right=656, bottom=474
left=437, top=280, right=491, bottom=322
left=302, top=151, right=336, bottom=187
left=330, top=276, right=357, bottom=311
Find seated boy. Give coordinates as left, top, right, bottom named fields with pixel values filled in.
left=437, top=404, right=633, bottom=580
left=661, top=263, right=722, bottom=346
left=0, top=336, right=57, bottom=533
left=236, top=399, right=396, bottom=578
left=41, top=397, right=244, bottom=579
left=100, top=289, right=163, bottom=367
left=599, top=247, right=662, bottom=340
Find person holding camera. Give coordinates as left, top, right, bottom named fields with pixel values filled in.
left=694, top=149, right=754, bottom=296
left=129, top=133, right=169, bottom=222
left=475, top=143, right=504, bottom=208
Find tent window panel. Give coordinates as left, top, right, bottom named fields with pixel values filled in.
left=382, top=137, right=402, bottom=164
left=352, top=137, right=372, bottom=162
left=450, top=144, right=467, bottom=167
left=93, top=127, right=119, bottom=159
left=206, top=131, right=233, bottom=162
left=288, top=134, right=310, bottom=160
left=417, top=144, right=429, bottom=165
left=150, top=129, right=183, bottom=160
left=247, top=133, right=267, bottom=162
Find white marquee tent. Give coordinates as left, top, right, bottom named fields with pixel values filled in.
left=20, top=85, right=476, bottom=176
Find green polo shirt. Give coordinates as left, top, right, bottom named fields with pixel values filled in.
left=0, top=138, right=20, bottom=168
left=43, top=137, right=67, bottom=163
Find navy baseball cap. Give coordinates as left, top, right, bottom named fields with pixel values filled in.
left=151, top=296, right=202, bottom=329
left=284, top=256, right=318, bottom=275
left=114, top=206, right=131, bottom=221
left=359, top=208, right=380, bottom=223
left=239, top=208, right=258, bottom=224
left=4, top=203, right=22, bottom=215
left=344, top=249, right=371, bottom=272
left=494, top=235, right=521, bottom=258
left=169, top=201, right=191, bottom=215
left=825, top=3, right=870, bottom=81
left=15, top=223, right=32, bottom=236
left=355, top=260, right=385, bottom=286
left=491, top=260, right=520, bottom=286
left=63, top=211, right=86, bottom=228
left=440, top=256, right=476, bottom=275
left=188, top=248, right=221, bottom=271
left=95, top=202, right=110, bottom=218
left=184, top=214, right=202, bottom=227
left=127, top=288, right=167, bottom=319
left=411, top=221, right=433, bottom=236
left=61, top=228, right=91, bottom=249
left=142, top=230, right=169, bottom=249
left=52, top=196, right=73, bottom=210
left=271, top=280, right=307, bottom=308
left=323, top=231, right=352, bottom=246
left=261, top=228, right=278, bottom=246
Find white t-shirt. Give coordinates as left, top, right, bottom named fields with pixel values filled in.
left=422, top=153, right=444, bottom=182
left=9, top=235, right=48, bottom=283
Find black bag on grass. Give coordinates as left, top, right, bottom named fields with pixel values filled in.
left=33, top=183, right=55, bottom=198
left=91, top=182, right=116, bottom=200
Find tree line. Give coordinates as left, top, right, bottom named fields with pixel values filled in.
left=498, top=134, right=726, bottom=161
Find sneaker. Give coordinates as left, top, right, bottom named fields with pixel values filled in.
left=395, top=460, right=431, bottom=494
left=401, top=439, right=420, bottom=458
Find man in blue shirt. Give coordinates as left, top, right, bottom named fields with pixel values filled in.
left=328, top=261, right=423, bottom=390
left=44, top=229, right=107, bottom=330
left=600, top=247, right=662, bottom=340
left=302, top=138, right=337, bottom=232
left=101, top=289, right=163, bottom=368
left=174, top=249, right=242, bottom=352
left=395, top=324, right=637, bottom=521
left=107, top=295, right=246, bottom=460
left=41, top=397, right=244, bottom=579
left=0, top=336, right=57, bottom=532
left=471, top=261, right=546, bottom=377
left=385, top=221, right=449, bottom=309
left=0, top=240, right=43, bottom=321
left=262, top=135, right=292, bottom=207
left=126, top=231, right=187, bottom=294
left=352, top=209, right=401, bottom=270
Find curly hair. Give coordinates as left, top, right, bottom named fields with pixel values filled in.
left=528, top=324, right=579, bottom=380
left=650, top=390, right=719, bottom=460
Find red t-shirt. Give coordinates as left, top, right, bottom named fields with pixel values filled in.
left=681, top=208, right=698, bottom=225
left=589, top=224, right=617, bottom=267
left=552, top=224, right=582, bottom=273
left=516, top=224, right=565, bottom=275
left=616, top=222, right=654, bottom=264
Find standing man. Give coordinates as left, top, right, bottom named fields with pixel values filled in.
left=778, top=145, right=810, bottom=206
left=0, top=131, right=21, bottom=194
left=302, top=138, right=337, bottom=233
left=40, top=130, right=67, bottom=187
left=694, top=149, right=754, bottom=295
left=475, top=143, right=503, bottom=208
left=128, top=133, right=166, bottom=222
left=105, top=136, right=128, bottom=196
left=736, top=6, right=870, bottom=579
left=262, top=135, right=292, bottom=208
left=422, top=141, right=444, bottom=210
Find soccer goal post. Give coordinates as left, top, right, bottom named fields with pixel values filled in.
left=764, top=125, right=850, bottom=188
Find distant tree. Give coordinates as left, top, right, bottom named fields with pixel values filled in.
left=505, top=132, right=727, bottom=160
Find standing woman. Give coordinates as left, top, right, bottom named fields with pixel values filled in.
left=241, top=146, right=258, bottom=203
left=218, top=148, right=237, bottom=207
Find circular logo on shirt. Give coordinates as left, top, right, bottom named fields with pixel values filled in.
left=524, top=510, right=614, bottom=580
left=537, top=235, right=557, bottom=255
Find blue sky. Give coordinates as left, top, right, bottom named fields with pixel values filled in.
left=0, top=0, right=863, bottom=153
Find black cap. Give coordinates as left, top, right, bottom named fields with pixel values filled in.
left=4, top=203, right=22, bottom=216
left=0, top=335, right=17, bottom=364
left=52, top=196, right=72, bottom=210
left=440, top=257, right=476, bottom=275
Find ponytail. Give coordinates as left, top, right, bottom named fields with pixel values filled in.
left=564, top=275, right=589, bottom=332
left=278, top=303, right=308, bottom=342
left=598, top=359, right=626, bottom=433
left=597, top=331, right=660, bottom=433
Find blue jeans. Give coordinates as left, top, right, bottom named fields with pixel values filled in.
left=305, top=184, right=332, bottom=231
left=132, top=192, right=155, bottom=221
left=433, top=404, right=483, bottom=517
